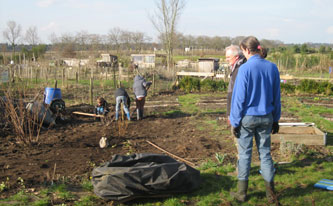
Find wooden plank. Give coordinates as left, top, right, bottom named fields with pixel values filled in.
left=176, top=71, right=214, bottom=77
left=278, top=127, right=316, bottom=134
left=278, top=122, right=315, bottom=126
left=271, top=126, right=326, bottom=145
left=280, top=75, right=333, bottom=82
left=144, top=104, right=180, bottom=108
left=72, top=111, right=104, bottom=118
left=271, top=134, right=325, bottom=146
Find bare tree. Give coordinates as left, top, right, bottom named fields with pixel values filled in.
left=3, top=20, right=22, bottom=60
left=56, top=33, right=77, bottom=58
left=87, top=34, right=101, bottom=58
left=120, top=30, right=133, bottom=52
left=25, top=26, right=40, bottom=61
left=132, top=31, right=151, bottom=52
left=25, top=26, right=39, bottom=45
left=108, top=27, right=123, bottom=54
left=150, top=0, right=185, bottom=72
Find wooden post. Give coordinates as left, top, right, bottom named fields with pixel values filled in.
left=113, top=67, right=116, bottom=89
left=75, top=72, right=78, bottom=84
left=91, top=67, right=94, bottom=79
left=90, top=78, right=93, bottom=105
left=77, top=65, right=80, bottom=81
left=54, top=67, right=57, bottom=82
left=30, top=66, right=33, bottom=81
left=62, top=68, right=65, bottom=88
left=8, top=66, right=11, bottom=87
left=153, top=69, right=155, bottom=94
left=45, top=67, right=48, bottom=81
left=35, top=67, right=38, bottom=84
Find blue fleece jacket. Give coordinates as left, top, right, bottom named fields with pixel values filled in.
left=230, top=54, right=281, bottom=127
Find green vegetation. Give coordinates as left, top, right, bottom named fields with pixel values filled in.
left=178, top=77, right=227, bottom=93
left=283, top=96, right=333, bottom=132
left=280, top=80, right=333, bottom=95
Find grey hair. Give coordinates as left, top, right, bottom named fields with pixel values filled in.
left=225, top=45, right=242, bottom=56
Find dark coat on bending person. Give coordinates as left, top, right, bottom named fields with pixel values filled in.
left=115, top=87, right=131, bottom=108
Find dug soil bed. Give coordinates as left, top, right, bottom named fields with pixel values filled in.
left=0, top=98, right=229, bottom=197
left=1, top=92, right=330, bottom=201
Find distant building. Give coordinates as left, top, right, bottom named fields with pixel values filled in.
left=131, top=54, right=156, bottom=68
left=96, top=54, right=118, bottom=67
left=63, top=58, right=89, bottom=67
left=198, top=58, right=219, bottom=72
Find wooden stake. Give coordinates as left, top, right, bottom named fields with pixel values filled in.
left=146, top=140, right=196, bottom=167
left=90, top=78, right=93, bottom=105
left=62, top=68, right=65, bottom=88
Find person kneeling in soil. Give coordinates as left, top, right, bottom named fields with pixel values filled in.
left=115, top=87, right=131, bottom=121
left=133, top=75, right=152, bottom=120
left=95, top=97, right=109, bottom=117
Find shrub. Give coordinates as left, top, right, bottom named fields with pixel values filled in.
left=178, top=77, right=227, bottom=93
left=296, top=79, right=333, bottom=95
left=178, top=76, right=200, bottom=92
left=201, top=79, right=217, bottom=92
left=280, top=83, right=296, bottom=94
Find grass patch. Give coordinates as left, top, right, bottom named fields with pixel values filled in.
left=81, top=179, right=93, bottom=191
left=177, top=93, right=201, bottom=114
left=284, top=96, right=333, bottom=132
left=73, top=195, right=98, bottom=206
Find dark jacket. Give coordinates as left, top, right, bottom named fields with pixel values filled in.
left=115, top=88, right=129, bottom=99
left=227, top=55, right=246, bottom=116
left=115, top=88, right=131, bottom=108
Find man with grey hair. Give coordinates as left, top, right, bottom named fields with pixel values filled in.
left=225, top=45, right=246, bottom=155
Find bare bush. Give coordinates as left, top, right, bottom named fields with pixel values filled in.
left=1, top=90, right=50, bottom=145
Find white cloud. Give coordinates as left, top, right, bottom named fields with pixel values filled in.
left=37, top=0, right=57, bottom=8
left=326, top=26, right=333, bottom=34
left=41, top=22, right=58, bottom=31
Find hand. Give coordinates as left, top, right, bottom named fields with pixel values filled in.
left=233, top=126, right=240, bottom=138
left=271, top=122, right=279, bottom=134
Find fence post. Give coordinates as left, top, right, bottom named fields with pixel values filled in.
left=75, top=72, right=78, bottom=84
left=113, top=66, right=117, bottom=89
left=153, top=69, right=155, bottom=94
left=90, top=78, right=94, bottom=105
left=62, top=68, right=65, bottom=88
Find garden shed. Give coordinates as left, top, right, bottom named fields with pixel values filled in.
left=198, top=58, right=219, bottom=72
left=131, top=54, right=156, bottom=68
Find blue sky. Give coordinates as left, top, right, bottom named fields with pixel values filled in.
left=1, top=0, right=333, bottom=44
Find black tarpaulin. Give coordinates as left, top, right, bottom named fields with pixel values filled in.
left=91, top=153, right=201, bottom=201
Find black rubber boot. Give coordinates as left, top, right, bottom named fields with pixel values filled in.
left=265, top=181, right=278, bottom=204
left=230, top=180, right=248, bottom=202
left=140, top=108, right=144, bottom=119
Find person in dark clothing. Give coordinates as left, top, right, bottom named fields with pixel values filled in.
left=226, top=45, right=247, bottom=121
left=229, top=36, right=281, bottom=204
left=95, top=97, right=109, bottom=116
left=225, top=45, right=247, bottom=161
left=133, top=75, right=152, bottom=120
left=115, top=87, right=131, bottom=121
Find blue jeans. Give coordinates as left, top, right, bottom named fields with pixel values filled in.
left=237, top=113, right=275, bottom=182
left=116, top=96, right=130, bottom=115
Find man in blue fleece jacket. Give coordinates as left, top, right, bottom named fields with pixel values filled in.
left=230, top=36, right=281, bottom=204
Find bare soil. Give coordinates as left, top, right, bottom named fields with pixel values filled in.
left=0, top=92, right=229, bottom=198
left=0, top=92, right=331, bottom=203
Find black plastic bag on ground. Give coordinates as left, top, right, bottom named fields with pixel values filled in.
left=91, top=153, right=201, bottom=202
